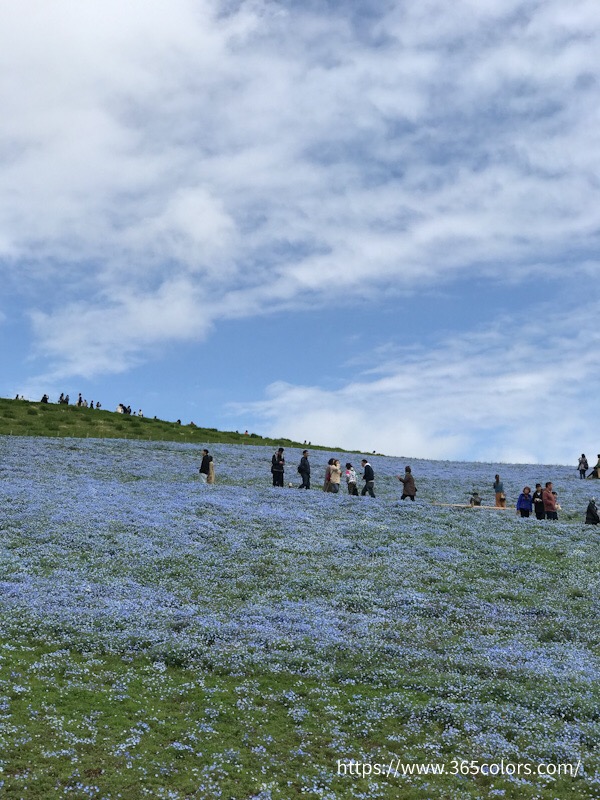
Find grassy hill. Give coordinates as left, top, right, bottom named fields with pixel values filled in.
left=0, top=397, right=335, bottom=450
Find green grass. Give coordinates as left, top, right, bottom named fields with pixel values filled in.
left=0, top=398, right=336, bottom=450
left=0, top=640, right=591, bottom=799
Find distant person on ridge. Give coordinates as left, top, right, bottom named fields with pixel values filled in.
left=578, top=454, right=589, bottom=479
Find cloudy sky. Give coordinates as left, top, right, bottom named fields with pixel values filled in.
left=1, top=0, right=599, bottom=464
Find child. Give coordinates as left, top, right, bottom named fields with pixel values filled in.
left=345, top=463, right=359, bottom=495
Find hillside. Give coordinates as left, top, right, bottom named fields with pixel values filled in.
left=0, top=435, right=596, bottom=798
left=0, top=397, right=335, bottom=450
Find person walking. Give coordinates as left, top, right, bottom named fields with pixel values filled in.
left=344, top=463, right=359, bottom=495
left=493, top=474, right=506, bottom=508
left=543, top=481, right=558, bottom=520
left=198, top=449, right=213, bottom=484
left=578, top=454, right=589, bottom=479
left=360, top=459, right=375, bottom=497
left=516, top=486, right=533, bottom=518
left=397, top=466, right=417, bottom=501
left=271, top=448, right=285, bottom=487
left=298, top=450, right=311, bottom=489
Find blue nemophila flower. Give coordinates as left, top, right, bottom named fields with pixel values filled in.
left=0, top=434, right=599, bottom=789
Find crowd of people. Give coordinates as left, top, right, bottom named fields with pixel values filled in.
left=273, top=449, right=379, bottom=497
left=199, top=447, right=600, bottom=526
left=116, top=403, right=143, bottom=416
left=41, top=392, right=105, bottom=410
left=13, top=392, right=600, bottom=525
left=37, top=392, right=147, bottom=415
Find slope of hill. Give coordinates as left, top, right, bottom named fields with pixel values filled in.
left=0, top=434, right=597, bottom=798
left=0, top=397, right=338, bottom=451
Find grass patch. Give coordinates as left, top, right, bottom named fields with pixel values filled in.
left=0, top=398, right=338, bottom=451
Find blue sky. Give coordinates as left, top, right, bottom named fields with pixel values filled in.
left=1, top=0, right=599, bottom=464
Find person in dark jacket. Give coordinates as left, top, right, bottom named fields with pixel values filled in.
left=585, top=498, right=599, bottom=525
left=271, top=448, right=285, bottom=487
left=397, top=466, right=417, bottom=500
left=532, top=484, right=545, bottom=520
left=298, top=450, right=310, bottom=489
left=199, top=449, right=213, bottom=484
left=360, top=459, right=375, bottom=497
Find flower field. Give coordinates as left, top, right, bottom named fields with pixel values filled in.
left=0, top=435, right=598, bottom=799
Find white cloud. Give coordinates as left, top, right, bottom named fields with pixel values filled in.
left=231, top=305, right=600, bottom=465
left=29, top=277, right=212, bottom=379
left=0, top=0, right=599, bottom=377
